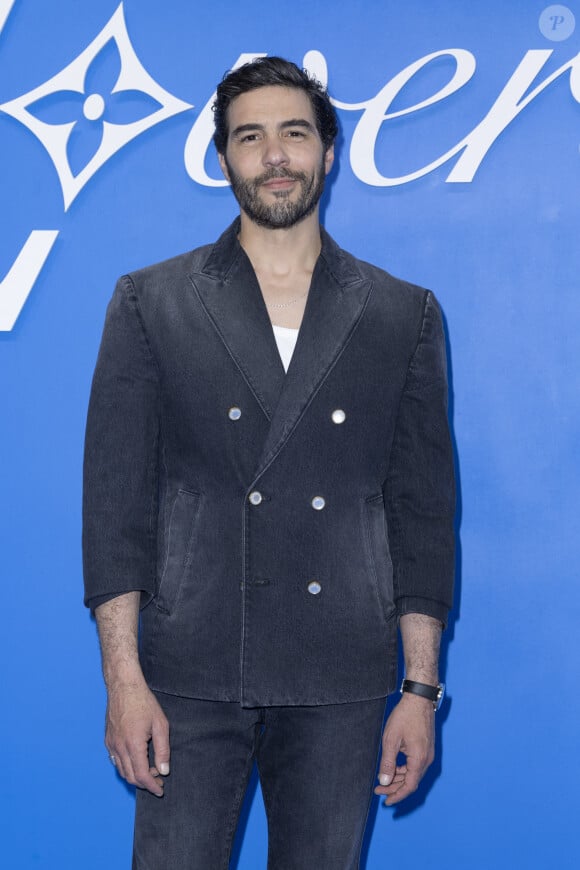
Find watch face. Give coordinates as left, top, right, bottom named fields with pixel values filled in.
left=435, top=683, right=446, bottom=710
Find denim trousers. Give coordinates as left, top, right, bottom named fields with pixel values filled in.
left=132, top=691, right=387, bottom=870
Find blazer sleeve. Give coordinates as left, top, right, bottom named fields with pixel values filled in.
left=82, top=275, right=160, bottom=611
left=384, top=290, right=456, bottom=627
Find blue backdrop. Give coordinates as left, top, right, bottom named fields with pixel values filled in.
left=1, top=1, right=578, bottom=867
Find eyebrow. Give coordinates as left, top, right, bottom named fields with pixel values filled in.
left=230, top=119, right=316, bottom=139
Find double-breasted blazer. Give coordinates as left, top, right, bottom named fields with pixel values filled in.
left=83, top=220, right=455, bottom=707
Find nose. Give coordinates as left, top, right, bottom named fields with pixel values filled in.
left=262, top=134, right=289, bottom=168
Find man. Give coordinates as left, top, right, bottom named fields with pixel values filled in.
left=83, top=56, right=455, bottom=869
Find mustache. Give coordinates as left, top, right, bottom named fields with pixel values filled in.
left=254, top=168, right=308, bottom=185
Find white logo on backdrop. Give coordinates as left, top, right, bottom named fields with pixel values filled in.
left=1, top=1, right=579, bottom=329
left=0, top=4, right=192, bottom=210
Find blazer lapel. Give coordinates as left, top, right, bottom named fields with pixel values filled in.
left=188, top=222, right=286, bottom=421
left=189, top=221, right=373, bottom=479
left=253, top=229, right=373, bottom=479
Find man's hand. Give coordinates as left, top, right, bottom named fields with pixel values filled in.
left=105, top=680, right=170, bottom=797
left=374, top=692, right=435, bottom=805
left=94, top=593, right=170, bottom=797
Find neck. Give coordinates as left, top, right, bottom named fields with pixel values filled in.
left=237, top=209, right=322, bottom=277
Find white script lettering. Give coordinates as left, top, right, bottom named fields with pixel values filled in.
left=0, top=0, right=16, bottom=35
left=184, top=48, right=580, bottom=188
left=184, top=53, right=266, bottom=187
left=0, top=231, right=59, bottom=330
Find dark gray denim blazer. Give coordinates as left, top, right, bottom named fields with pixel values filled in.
left=83, top=220, right=455, bottom=707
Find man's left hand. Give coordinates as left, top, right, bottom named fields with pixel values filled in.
left=374, top=692, right=435, bottom=805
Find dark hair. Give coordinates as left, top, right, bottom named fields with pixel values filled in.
left=212, top=56, right=338, bottom=155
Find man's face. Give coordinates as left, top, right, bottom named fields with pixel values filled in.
left=218, top=86, right=334, bottom=230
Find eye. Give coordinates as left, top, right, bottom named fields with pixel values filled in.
left=286, top=129, right=306, bottom=138
left=240, top=133, right=259, bottom=143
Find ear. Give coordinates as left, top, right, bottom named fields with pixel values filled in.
left=324, top=144, right=334, bottom=176
left=218, top=151, right=230, bottom=182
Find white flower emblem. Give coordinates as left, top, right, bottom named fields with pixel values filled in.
left=0, top=3, right=193, bottom=210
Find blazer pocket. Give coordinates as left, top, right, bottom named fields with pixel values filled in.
left=156, top=489, right=201, bottom=614
left=362, top=494, right=396, bottom=626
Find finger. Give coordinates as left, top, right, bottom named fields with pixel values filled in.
left=403, top=750, right=429, bottom=791
left=374, top=772, right=405, bottom=795
left=111, top=731, right=161, bottom=795
left=383, top=766, right=422, bottom=804
left=379, top=777, right=407, bottom=794
left=128, top=740, right=165, bottom=796
left=106, top=740, right=131, bottom=783
left=384, top=782, right=418, bottom=805
left=152, top=713, right=171, bottom=777
left=377, top=736, right=401, bottom=787
left=113, top=752, right=136, bottom=786
left=147, top=766, right=166, bottom=793
left=375, top=770, right=405, bottom=787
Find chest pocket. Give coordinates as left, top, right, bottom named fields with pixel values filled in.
left=156, top=489, right=201, bottom=614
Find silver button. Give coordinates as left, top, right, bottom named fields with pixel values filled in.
left=311, top=496, right=326, bottom=510
left=228, top=406, right=242, bottom=420
left=249, top=491, right=263, bottom=505
left=308, top=581, right=322, bottom=595
left=331, top=409, right=346, bottom=424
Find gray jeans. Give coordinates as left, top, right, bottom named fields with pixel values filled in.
left=132, top=692, right=387, bottom=870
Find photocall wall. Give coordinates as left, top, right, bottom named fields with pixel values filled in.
left=1, top=1, right=578, bottom=867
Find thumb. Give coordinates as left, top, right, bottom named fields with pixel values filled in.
left=152, top=715, right=170, bottom=776
left=378, top=738, right=399, bottom=786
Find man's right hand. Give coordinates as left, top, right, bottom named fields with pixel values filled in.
left=105, top=680, right=170, bottom=797
left=94, top=593, right=170, bottom=796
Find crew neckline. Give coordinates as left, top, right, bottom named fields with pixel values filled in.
left=272, top=323, right=300, bottom=333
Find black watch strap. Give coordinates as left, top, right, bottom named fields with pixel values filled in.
left=400, top=679, right=445, bottom=710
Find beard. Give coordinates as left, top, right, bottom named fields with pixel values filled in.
left=224, top=156, right=327, bottom=230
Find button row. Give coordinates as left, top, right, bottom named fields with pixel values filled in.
left=248, top=491, right=326, bottom=510
left=229, top=407, right=346, bottom=423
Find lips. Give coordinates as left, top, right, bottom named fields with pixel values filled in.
left=262, top=178, right=295, bottom=191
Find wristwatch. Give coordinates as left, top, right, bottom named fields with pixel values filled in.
left=400, top=678, right=445, bottom=711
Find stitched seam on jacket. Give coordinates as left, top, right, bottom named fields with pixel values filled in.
left=383, top=288, right=430, bottom=605
left=119, top=273, right=161, bottom=605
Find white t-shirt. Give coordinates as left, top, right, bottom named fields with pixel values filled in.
left=272, top=324, right=299, bottom=372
